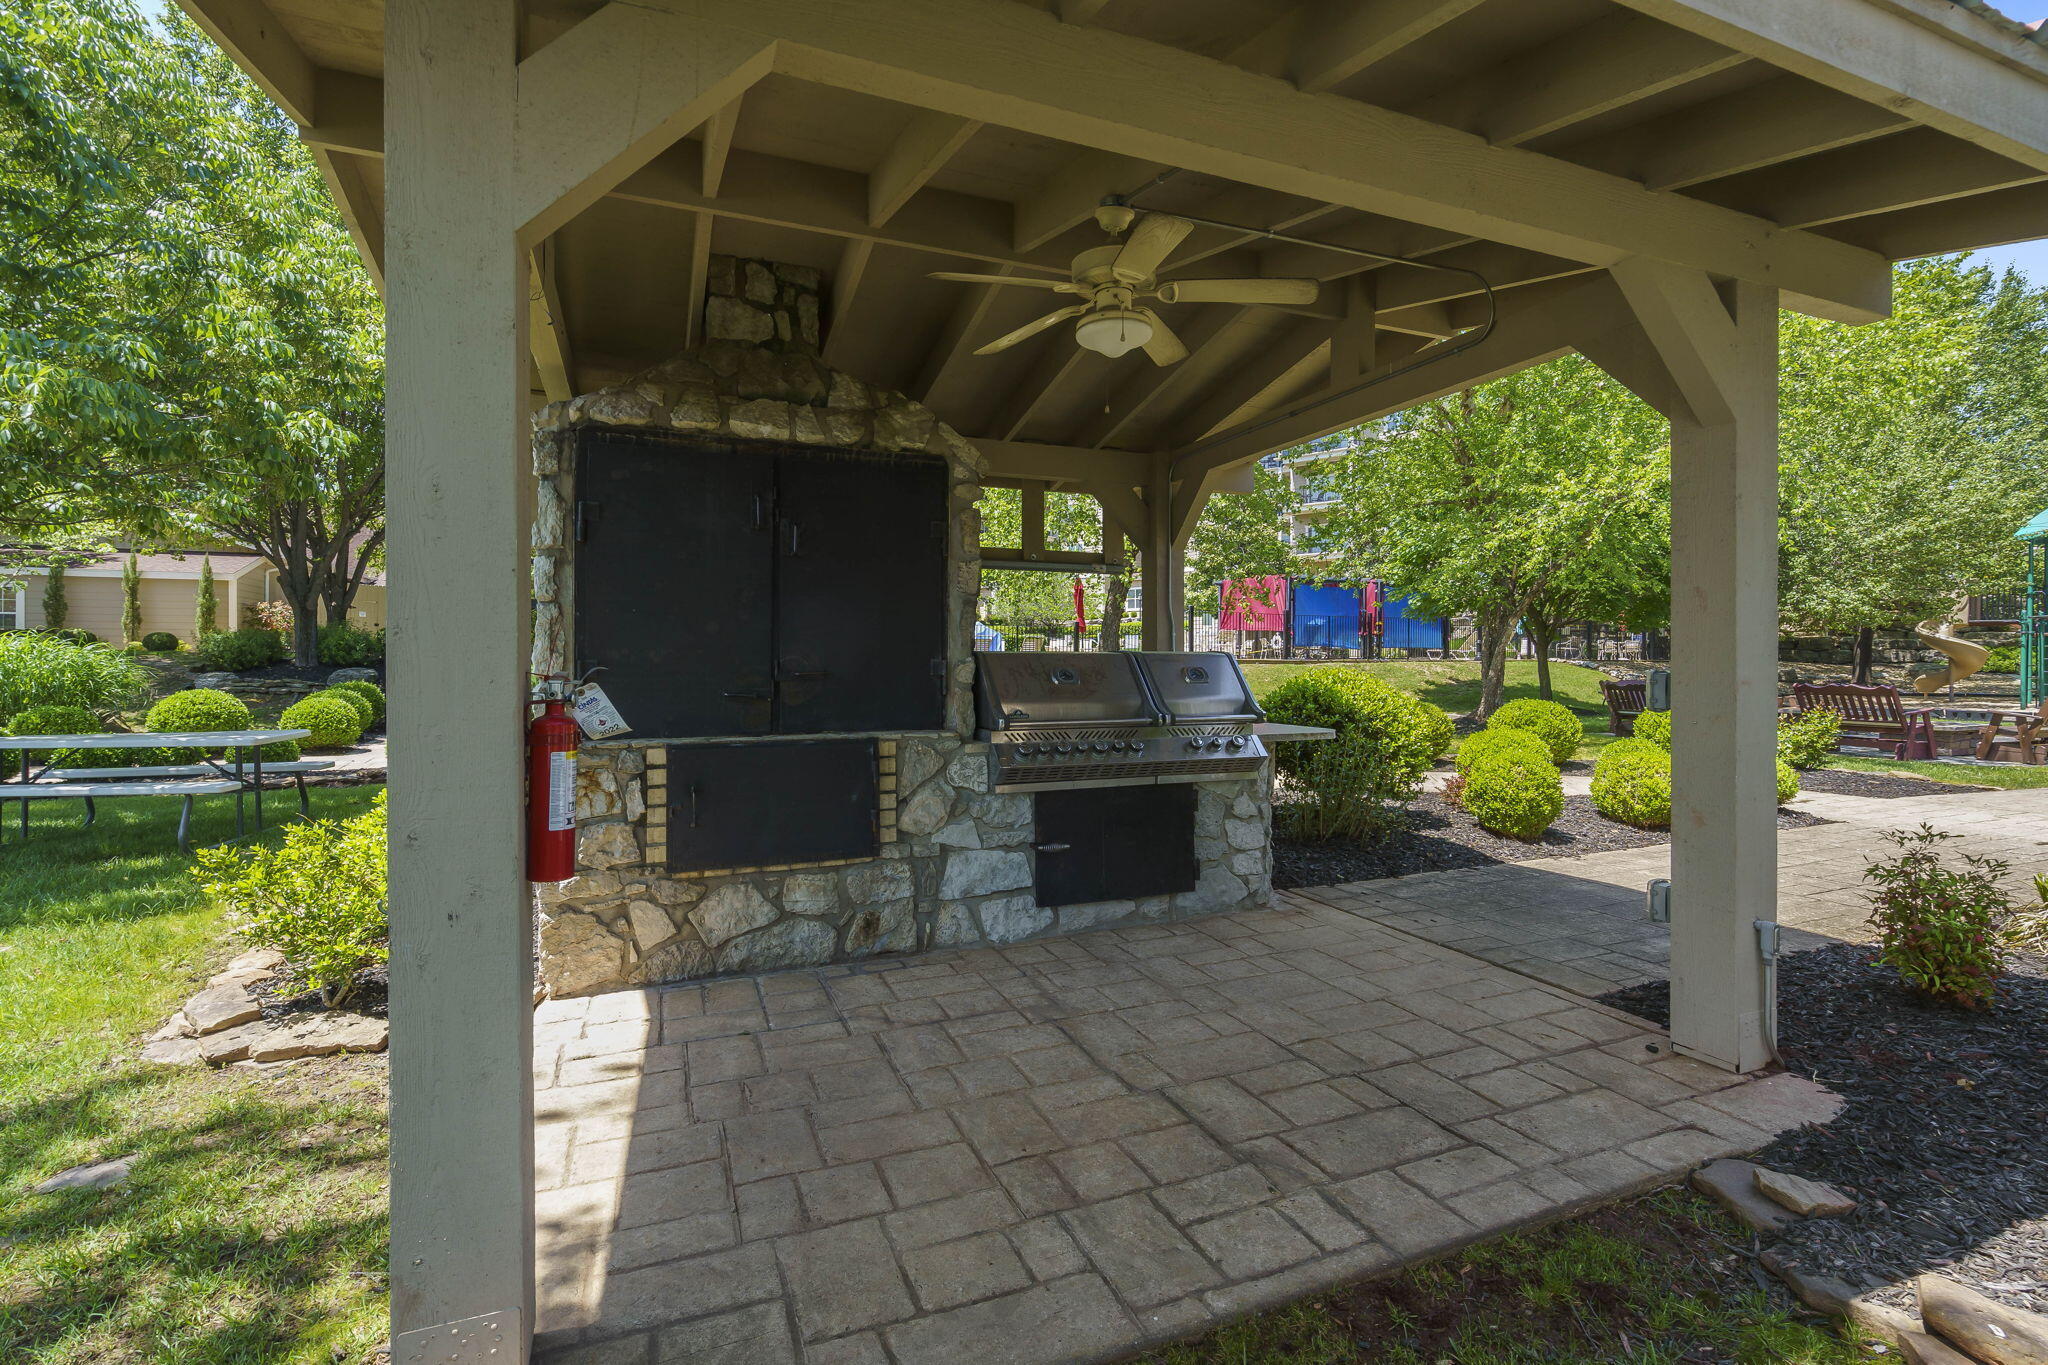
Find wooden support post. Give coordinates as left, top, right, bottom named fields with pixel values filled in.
left=385, top=0, right=535, bottom=1358
left=1608, top=261, right=1779, bottom=1074
left=1140, top=456, right=1186, bottom=650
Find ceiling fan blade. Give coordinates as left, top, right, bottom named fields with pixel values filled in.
left=1111, top=213, right=1193, bottom=283
left=1135, top=308, right=1187, bottom=366
left=974, top=304, right=1087, bottom=355
left=928, top=270, right=1075, bottom=292
left=1153, top=277, right=1321, bottom=306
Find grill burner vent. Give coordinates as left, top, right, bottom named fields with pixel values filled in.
left=973, top=650, right=1267, bottom=792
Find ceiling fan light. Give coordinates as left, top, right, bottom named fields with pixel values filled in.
left=1073, top=308, right=1153, bottom=357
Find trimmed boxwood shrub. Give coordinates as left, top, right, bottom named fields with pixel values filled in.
left=4, top=704, right=172, bottom=768
left=1463, top=753, right=1563, bottom=841
left=147, top=687, right=253, bottom=735
left=1633, top=709, right=1672, bottom=750
left=196, top=627, right=286, bottom=672
left=1454, top=727, right=1552, bottom=775
left=1776, top=709, right=1839, bottom=769
left=1262, top=666, right=1454, bottom=842
left=1776, top=758, right=1800, bottom=805
left=315, top=686, right=375, bottom=729
left=140, top=631, right=180, bottom=652
left=329, top=678, right=385, bottom=725
left=282, top=694, right=364, bottom=748
left=1590, top=740, right=1672, bottom=828
left=1486, top=697, right=1583, bottom=766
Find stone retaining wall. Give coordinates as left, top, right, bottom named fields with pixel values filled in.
left=528, top=254, right=1269, bottom=998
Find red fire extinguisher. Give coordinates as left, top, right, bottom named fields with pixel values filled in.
left=527, top=677, right=579, bottom=882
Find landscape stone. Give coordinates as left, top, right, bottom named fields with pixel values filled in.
left=1753, top=1166, right=1856, bottom=1218
left=940, top=850, right=1030, bottom=900
left=691, top=884, right=779, bottom=948
left=30, top=1156, right=135, bottom=1194
left=326, top=668, right=379, bottom=688
left=184, top=983, right=263, bottom=1036
left=895, top=783, right=953, bottom=838
left=1690, top=1159, right=1799, bottom=1233
left=1917, top=1273, right=2048, bottom=1365
left=240, top=1013, right=388, bottom=1063
left=845, top=861, right=912, bottom=905
left=626, top=900, right=675, bottom=952
left=140, top=1037, right=203, bottom=1066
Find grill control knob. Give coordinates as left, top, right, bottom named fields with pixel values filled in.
left=1017, top=745, right=1036, bottom=758
left=1226, top=736, right=1247, bottom=750
left=1185, top=739, right=1203, bottom=752
left=1055, top=744, right=1073, bottom=755
left=1093, top=742, right=1110, bottom=754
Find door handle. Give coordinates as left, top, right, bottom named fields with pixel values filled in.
left=689, top=782, right=700, bottom=829
left=784, top=521, right=802, bottom=556
left=722, top=689, right=772, bottom=700
left=1033, top=842, right=1071, bottom=853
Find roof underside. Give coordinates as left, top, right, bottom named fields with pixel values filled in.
left=184, top=0, right=2048, bottom=465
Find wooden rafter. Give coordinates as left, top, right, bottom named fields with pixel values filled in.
left=700, top=95, right=743, bottom=196
left=1287, top=0, right=1490, bottom=96
left=869, top=110, right=983, bottom=227
left=528, top=242, right=574, bottom=400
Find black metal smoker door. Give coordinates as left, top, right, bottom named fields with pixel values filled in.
left=772, top=450, right=949, bottom=734
left=575, top=430, right=775, bottom=737
left=1033, top=785, right=1199, bottom=907
left=665, top=739, right=879, bottom=871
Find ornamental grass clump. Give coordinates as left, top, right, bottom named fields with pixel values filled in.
left=1463, top=752, right=1563, bottom=842
left=1590, top=739, right=1672, bottom=828
left=0, top=631, right=147, bottom=720
left=1486, top=697, right=1583, bottom=765
left=196, top=792, right=388, bottom=1006
left=1776, top=708, right=1841, bottom=769
left=1864, top=824, right=2012, bottom=1010
left=4, top=705, right=172, bottom=768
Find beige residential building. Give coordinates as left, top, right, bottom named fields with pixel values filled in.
left=2, top=551, right=386, bottom=643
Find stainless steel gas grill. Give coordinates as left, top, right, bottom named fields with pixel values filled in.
left=974, top=650, right=1267, bottom=792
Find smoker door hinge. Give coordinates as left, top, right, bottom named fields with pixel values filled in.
left=930, top=658, right=946, bottom=677
left=574, top=500, right=597, bottom=543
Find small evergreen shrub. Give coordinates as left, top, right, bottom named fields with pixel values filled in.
left=196, top=627, right=286, bottom=672
left=195, top=557, right=218, bottom=639
left=1865, top=824, right=2011, bottom=1009
left=1983, top=644, right=2021, bottom=674
left=1776, top=709, right=1840, bottom=769
left=1463, top=753, right=1564, bottom=841
left=49, top=628, right=98, bottom=645
left=41, top=563, right=67, bottom=630
left=1591, top=741, right=1673, bottom=829
left=120, top=554, right=141, bottom=644
left=1263, top=666, right=1455, bottom=842
left=1455, top=727, right=1553, bottom=775
left=1776, top=758, right=1799, bottom=805
left=1632, top=709, right=1672, bottom=751
left=122, top=641, right=146, bottom=655
left=140, top=631, right=179, bottom=652
left=315, top=686, right=375, bottom=729
left=1487, top=698, right=1583, bottom=765
left=317, top=623, right=385, bottom=667
left=282, top=694, right=364, bottom=748
left=329, top=678, right=385, bottom=725
left=195, top=792, right=388, bottom=1006
left=146, top=687, right=253, bottom=735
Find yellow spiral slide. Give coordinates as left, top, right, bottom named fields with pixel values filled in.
left=1912, top=608, right=1990, bottom=695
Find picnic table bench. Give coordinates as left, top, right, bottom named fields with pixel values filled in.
left=0, top=729, right=314, bottom=851
left=1600, top=678, right=1646, bottom=735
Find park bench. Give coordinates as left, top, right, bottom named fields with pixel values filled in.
left=1788, top=682, right=1979, bottom=759
left=1600, top=679, right=1646, bottom=735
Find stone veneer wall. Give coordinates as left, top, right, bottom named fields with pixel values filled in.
left=528, top=255, right=1270, bottom=998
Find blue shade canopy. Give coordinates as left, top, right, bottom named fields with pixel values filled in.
left=2020, top=506, right=2048, bottom=541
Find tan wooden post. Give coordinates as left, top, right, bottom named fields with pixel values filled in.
left=1140, top=455, right=1187, bottom=650
left=1610, top=261, right=1780, bottom=1073
left=385, top=0, right=535, bottom=1357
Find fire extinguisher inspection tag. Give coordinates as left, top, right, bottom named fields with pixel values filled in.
left=547, top=750, right=577, bottom=831
left=571, top=683, right=631, bottom=738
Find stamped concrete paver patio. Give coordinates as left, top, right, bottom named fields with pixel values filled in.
left=529, top=892, right=1838, bottom=1363
left=1307, top=784, right=2048, bottom=996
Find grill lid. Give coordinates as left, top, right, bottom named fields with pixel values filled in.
left=1130, top=651, right=1265, bottom=723
left=974, top=651, right=1157, bottom=729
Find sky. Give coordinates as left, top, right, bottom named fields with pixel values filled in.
left=133, top=0, right=2048, bottom=284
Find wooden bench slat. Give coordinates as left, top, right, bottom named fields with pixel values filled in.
left=43, top=760, right=337, bottom=780
left=2, top=780, right=243, bottom=797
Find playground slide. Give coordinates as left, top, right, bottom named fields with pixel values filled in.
left=1911, top=614, right=1991, bottom=695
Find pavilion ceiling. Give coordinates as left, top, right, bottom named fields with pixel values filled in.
left=184, top=0, right=2048, bottom=466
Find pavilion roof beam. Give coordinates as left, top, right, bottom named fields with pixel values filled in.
left=1013, top=149, right=1162, bottom=253
left=869, top=110, right=984, bottom=227
left=1821, top=180, right=2048, bottom=259
left=1702, top=129, right=2048, bottom=229
left=173, top=0, right=316, bottom=125
left=1606, top=0, right=2048, bottom=173
left=914, top=265, right=1034, bottom=414
left=974, top=440, right=1150, bottom=488
left=1057, top=0, right=1114, bottom=26
left=311, top=149, right=384, bottom=290
left=528, top=242, right=574, bottom=400
left=822, top=238, right=877, bottom=370
left=707, top=0, right=1887, bottom=317
left=1287, top=0, right=1491, bottom=96
left=682, top=213, right=714, bottom=350
left=699, top=95, right=743, bottom=197
left=1559, top=75, right=1913, bottom=191
left=1404, top=10, right=1747, bottom=148
left=990, top=338, right=1098, bottom=443
left=1072, top=306, right=1261, bottom=449
left=1163, top=315, right=1340, bottom=449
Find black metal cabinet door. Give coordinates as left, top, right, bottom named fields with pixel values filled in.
left=773, top=451, right=948, bottom=734
left=666, top=739, right=878, bottom=871
left=1033, top=785, right=1198, bottom=907
left=575, top=431, right=775, bottom=737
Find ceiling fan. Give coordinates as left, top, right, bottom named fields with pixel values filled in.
left=927, top=204, right=1320, bottom=365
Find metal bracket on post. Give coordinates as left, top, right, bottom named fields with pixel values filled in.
left=1647, top=669, right=1670, bottom=712
left=1755, top=918, right=1780, bottom=961
left=1645, top=877, right=1671, bottom=923
left=393, top=1308, right=524, bottom=1365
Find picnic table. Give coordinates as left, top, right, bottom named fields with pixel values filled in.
left=1969, top=707, right=2046, bottom=764
left=0, top=729, right=315, bottom=851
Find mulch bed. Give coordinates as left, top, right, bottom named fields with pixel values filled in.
left=1796, top=767, right=1991, bottom=798
left=251, top=963, right=389, bottom=1021
left=1602, top=944, right=2048, bottom=1315
left=1273, top=794, right=1827, bottom=889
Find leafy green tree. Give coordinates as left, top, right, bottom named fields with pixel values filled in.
left=1316, top=356, right=1668, bottom=715
left=975, top=487, right=1122, bottom=647
left=195, top=554, right=216, bottom=639
left=1185, top=460, right=1306, bottom=624
left=120, top=552, right=139, bottom=643
left=40, top=560, right=65, bottom=629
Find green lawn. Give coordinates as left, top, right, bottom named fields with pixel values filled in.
left=1138, top=1189, right=1870, bottom=1364
left=0, top=786, right=389, bottom=1365
left=1825, top=753, right=2048, bottom=789
left=1241, top=658, right=1622, bottom=754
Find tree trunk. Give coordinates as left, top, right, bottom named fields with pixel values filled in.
left=1098, top=572, right=1127, bottom=652
left=1475, top=607, right=1515, bottom=718
left=1531, top=620, right=1556, bottom=699
left=1852, top=626, right=1875, bottom=685
left=287, top=590, right=321, bottom=666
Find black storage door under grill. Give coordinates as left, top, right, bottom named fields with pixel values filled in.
left=1033, top=785, right=1197, bottom=907
left=666, top=739, right=879, bottom=872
